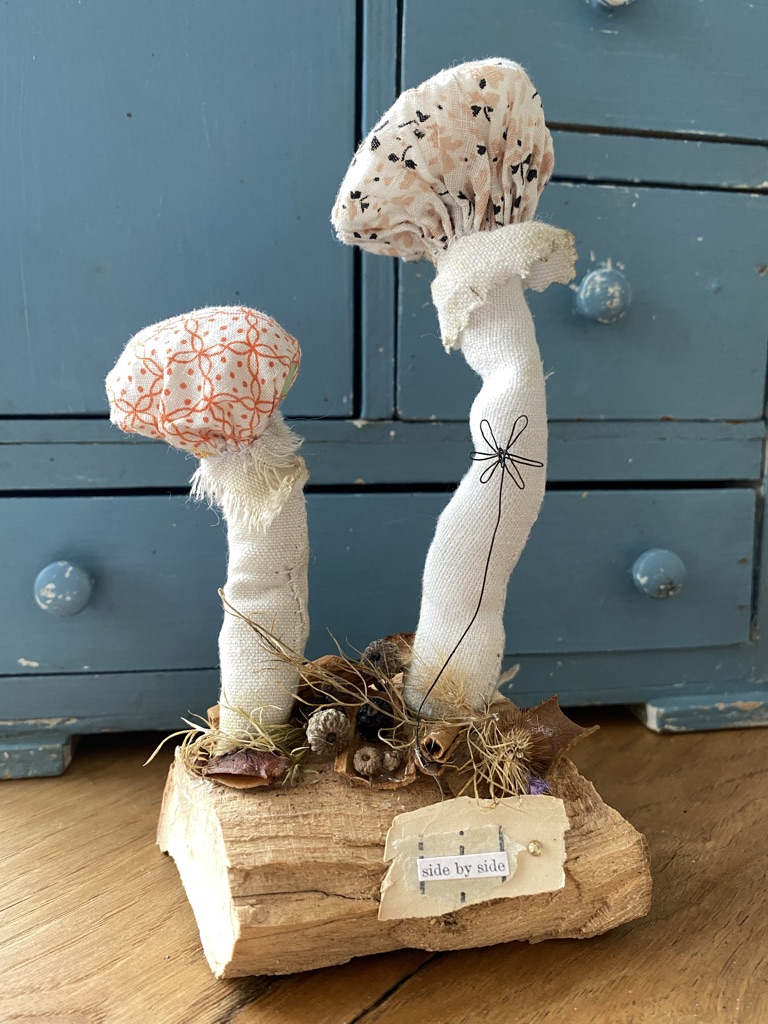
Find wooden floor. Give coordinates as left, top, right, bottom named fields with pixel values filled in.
left=1, top=709, right=766, bottom=1024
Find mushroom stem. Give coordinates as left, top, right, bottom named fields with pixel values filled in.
left=191, top=413, right=310, bottom=736
left=404, top=275, right=546, bottom=719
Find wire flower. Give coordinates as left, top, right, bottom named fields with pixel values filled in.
left=471, top=417, right=543, bottom=489
left=414, top=414, right=544, bottom=733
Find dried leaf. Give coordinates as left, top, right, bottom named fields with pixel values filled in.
left=202, top=748, right=291, bottom=781
left=381, top=632, right=415, bottom=668
left=520, top=695, right=598, bottom=771
left=440, top=696, right=597, bottom=800
left=294, top=655, right=377, bottom=723
left=204, top=773, right=273, bottom=790
left=306, top=654, right=376, bottom=690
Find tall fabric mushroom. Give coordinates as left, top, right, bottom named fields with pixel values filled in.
left=332, top=59, right=576, bottom=719
left=106, top=306, right=308, bottom=742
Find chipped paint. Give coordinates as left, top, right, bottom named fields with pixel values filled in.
left=0, top=716, right=74, bottom=728
left=636, top=696, right=768, bottom=734
left=17, top=658, right=40, bottom=667
left=576, top=267, right=631, bottom=323
left=639, top=704, right=660, bottom=732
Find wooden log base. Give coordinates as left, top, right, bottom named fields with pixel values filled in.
left=157, top=748, right=652, bottom=977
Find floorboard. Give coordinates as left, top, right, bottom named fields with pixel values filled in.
left=0, top=709, right=765, bottom=1023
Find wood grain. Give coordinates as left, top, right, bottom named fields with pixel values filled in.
left=157, top=750, right=650, bottom=976
left=354, top=713, right=768, bottom=1024
left=0, top=711, right=766, bottom=1023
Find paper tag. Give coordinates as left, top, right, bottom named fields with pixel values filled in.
left=379, top=795, right=569, bottom=921
left=417, top=851, right=511, bottom=882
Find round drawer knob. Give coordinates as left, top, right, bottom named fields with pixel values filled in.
left=632, top=549, right=686, bottom=600
left=587, top=0, right=636, bottom=9
left=575, top=268, right=632, bottom=323
left=34, top=561, right=94, bottom=617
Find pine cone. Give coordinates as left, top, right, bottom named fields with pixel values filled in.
left=306, top=708, right=351, bottom=757
left=361, top=639, right=403, bottom=677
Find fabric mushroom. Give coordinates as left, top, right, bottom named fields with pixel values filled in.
left=332, top=59, right=576, bottom=718
left=106, top=306, right=309, bottom=742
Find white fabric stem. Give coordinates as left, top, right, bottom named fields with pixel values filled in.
left=192, top=413, right=310, bottom=734
left=405, top=226, right=575, bottom=718
left=218, top=483, right=309, bottom=732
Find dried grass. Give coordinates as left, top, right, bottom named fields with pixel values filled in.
left=457, top=711, right=543, bottom=801
left=147, top=593, right=543, bottom=800
left=144, top=703, right=308, bottom=786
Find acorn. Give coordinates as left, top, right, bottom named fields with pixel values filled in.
left=382, top=749, right=401, bottom=773
left=353, top=746, right=383, bottom=777
left=356, top=695, right=395, bottom=741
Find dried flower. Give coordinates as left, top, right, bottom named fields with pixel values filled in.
left=528, top=777, right=550, bottom=795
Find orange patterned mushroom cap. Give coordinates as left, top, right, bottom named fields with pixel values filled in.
left=106, top=306, right=301, bottom=458
left=332, top=58, right=554, bottom=263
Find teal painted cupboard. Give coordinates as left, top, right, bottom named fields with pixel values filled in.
left=2, top=0, right=767, bottom=776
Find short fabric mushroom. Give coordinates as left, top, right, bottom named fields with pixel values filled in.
left=106, top=306, right=309, bottom=739
left=333, top=59, right=576, bottom=718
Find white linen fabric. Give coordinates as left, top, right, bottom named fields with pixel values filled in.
left=431, top=222, right=577, bottom=351
left=405, top=230, right=575, bottom=718
left=194, top=413, right=310, bottom=735
left=332, top=59, right=577, bottom=717
left=106, top=308, right=308, bottom=735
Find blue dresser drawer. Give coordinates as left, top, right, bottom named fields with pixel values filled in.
left=0, top=488, right=753, bottom=682
left=398, top=184, right=768, bottom=421
left=403, top=0, right=768, bottom=139
left=0, top=0, right=356, bottom=417
left=310, top=489, right=755, bottom=656
left=2, top=3, right=767, bottom=774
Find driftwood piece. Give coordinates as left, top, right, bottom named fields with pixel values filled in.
left=157, top=749, right=651, bottom=977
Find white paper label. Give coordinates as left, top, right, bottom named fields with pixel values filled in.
left=379, top=795, right=570, bottom=921
left=417, top=851, right=511, bottom=882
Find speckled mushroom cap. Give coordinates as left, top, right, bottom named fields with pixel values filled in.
left=106, top=306, right=301, bottom=458
left=332, top=58, right=554, bottom=263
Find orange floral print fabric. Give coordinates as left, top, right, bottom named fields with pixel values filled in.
left=332, top=58, right=554, bottom=263
left=106, top=306, right=300, bottom=458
